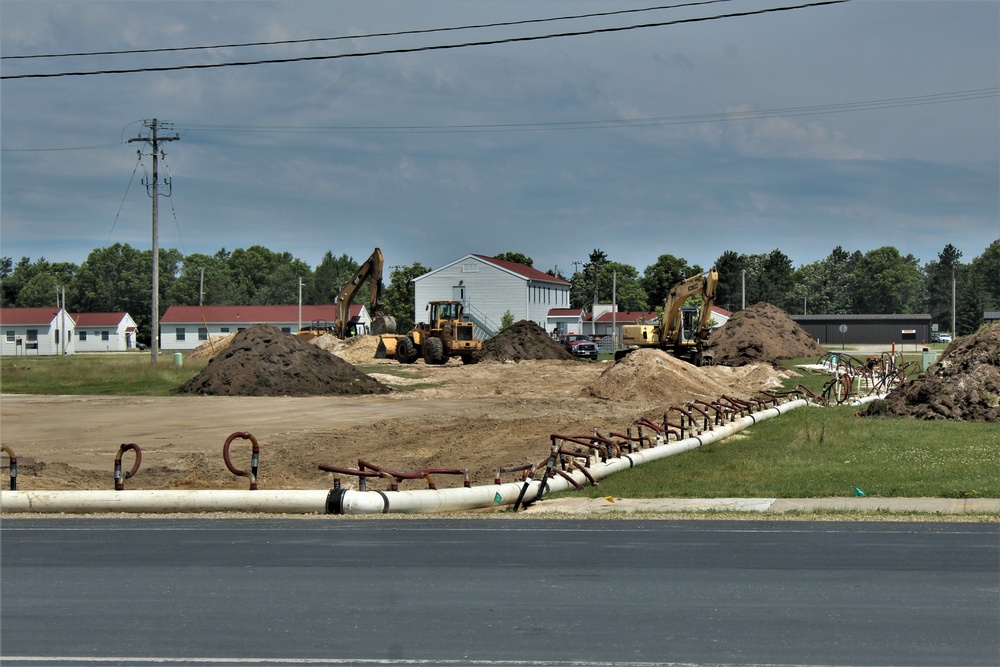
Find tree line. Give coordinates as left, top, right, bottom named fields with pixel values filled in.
left=1, top=240, right=997, bottom=345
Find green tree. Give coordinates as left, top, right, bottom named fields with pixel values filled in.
left=493, top=252, right=533, bottom=267
left=166, top=253, right=229, bottom=306
left=382, top=262, right=431, bottom=332
left=850, top=246, right=924, bottom=313
left=969, top=239, right=1000, bottom=312
left=569, top=249, right=608, bottom=308
left=641, top=254, right=701, bottom=309
left=713, top=250, right=747, bottom=313
left=15, top=272, right=61, bottom=307
left=923, top=244, right=963, bottom=333
left=71, top=244, right=151, bottom=339
left=311, top=251, right=360, bottom=305
left=500, top=310, right=515, bottom=330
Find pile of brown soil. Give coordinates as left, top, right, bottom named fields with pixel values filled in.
left=707, top=302, right=826, bottom=366
left=481, top=320, right=575, bottom=362
left=174, top=325, right=390, bottom=397
left=865, top=323, right=1000, bottom=421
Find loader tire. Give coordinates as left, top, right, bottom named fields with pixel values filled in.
left=396, top=337, right=418, bottom=364
left=423, top=336, right=445, bottom=365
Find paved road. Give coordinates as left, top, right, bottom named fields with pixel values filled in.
left=2, top=519, right=997, bottom=667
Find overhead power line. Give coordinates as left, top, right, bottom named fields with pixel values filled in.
left=2, top=0, right=732, bottom=60
left=2, top=0, right=849, bottom=80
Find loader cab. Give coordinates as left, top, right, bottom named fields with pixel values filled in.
left=427, top=301, right=463, bottom=328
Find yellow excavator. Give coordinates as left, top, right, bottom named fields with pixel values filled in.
left=617, top=268, right=719, bottom=366
left=298, top=247, right=396, bottom=341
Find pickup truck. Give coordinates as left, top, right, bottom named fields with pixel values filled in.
left=560, top=334, right=599, bottom=360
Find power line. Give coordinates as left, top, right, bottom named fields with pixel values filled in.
left=2, top=0, right=850, bottom=80
left=2, top=0, right=733, bottom=60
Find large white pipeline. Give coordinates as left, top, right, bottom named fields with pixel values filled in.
left=0, top=399, right=807, bottom=515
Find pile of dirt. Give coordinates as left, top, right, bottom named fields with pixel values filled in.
left=186, top=332, right=238, bottom=360
left=481, top=320, right=575, bottom=362
left=584, top=349, right=737, bottom=403
left=707, top=302, right=826, bottom=366
left=174, top=324, right=390, bottom=396
left=864, top=323, right=1000, bottom=421
left=311, top=333, right=381, bottom=364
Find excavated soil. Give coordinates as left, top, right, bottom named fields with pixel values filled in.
left=175, top=325, right=390, bottom=396
left=864, top=323, right=1000, bottom=421
left=481, top=320, right=574, bottom=362
left=707, top=302, right=826, bottom=366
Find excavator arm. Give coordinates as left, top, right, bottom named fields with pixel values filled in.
left=333, top=247, right=396, bottom=338
left=658, top=268, right=718, bottom=345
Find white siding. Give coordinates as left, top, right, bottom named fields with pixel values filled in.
left=75, top=316, right=137, bottom=352
left=0, top=313, right=74, bottom=356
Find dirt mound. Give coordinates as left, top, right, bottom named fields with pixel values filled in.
left=174, top=324, right=390, bottom=396
left=311, top=333, right=381, bottom=364
left=584, top=349, right=738, bottom=403
left=708, top=302, right=826, bottom=366
left=481, top=320, right=574, bottom=362
left=865, top=323, right=1000, bottom=421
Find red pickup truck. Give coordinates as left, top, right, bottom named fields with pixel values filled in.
left=560, top=334, right=599, bottom=360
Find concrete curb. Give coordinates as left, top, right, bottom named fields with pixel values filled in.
left=521, top=497, right=1000, bottom=515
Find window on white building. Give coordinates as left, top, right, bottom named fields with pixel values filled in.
left=79, top=331, right=87, bottom=341
left=5, top=331, right=14, bottom=342
left=176, top=328, right=186, bottom=341
left=198, top=328, right=208, bottom=341
left=461, top=262, right=479, bottom=273
left=101, top=331, right=110, bottom=341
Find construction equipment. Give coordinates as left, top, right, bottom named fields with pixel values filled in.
left=377, top=300, right=482, bottom=365
left=616, top=268, right=719, bottom=366
left=299, top=248, right=396, bottom=341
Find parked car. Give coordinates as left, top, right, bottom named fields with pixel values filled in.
left=560, top=334, right=599, bottom=360
left=932, top=333, right=952, bottom=343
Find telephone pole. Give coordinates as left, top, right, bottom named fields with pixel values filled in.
left=129, top=119, right=178, bottom=364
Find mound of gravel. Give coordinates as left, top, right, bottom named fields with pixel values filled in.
left=707, top=302, right=826, bottom=366
left=174, top=324, right=390, bottom=396
left=480, top=320, right=574, bottom=362
left=864, top=323, right=1000, bottom=421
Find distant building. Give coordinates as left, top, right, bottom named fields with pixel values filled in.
left=984, top=310, right=1000, bottom=324
left=0, top=307, right=74, bottom=356
left=159, top=304, right=371, bottom=351
left=790, top=314, right=933, bottom=346
left=74, top=312, right=139, bottom=352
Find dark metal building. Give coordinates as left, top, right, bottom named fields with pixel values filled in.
left=790, top=314, right=933, bottom=346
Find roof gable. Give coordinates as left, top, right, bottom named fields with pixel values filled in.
left=73, top=312, right=130, bottom=327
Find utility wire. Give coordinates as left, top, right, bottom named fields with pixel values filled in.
left=3, top=0, right=733, bottom=60
left=2, top=0, right=849, bottom=80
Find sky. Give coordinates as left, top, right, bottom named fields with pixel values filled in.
left=1, top=0, right=998, bottom=281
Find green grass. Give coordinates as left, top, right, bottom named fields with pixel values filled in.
left=562, top=405, right=999, bottom=499
left=1, top=354, right=206, bottom=395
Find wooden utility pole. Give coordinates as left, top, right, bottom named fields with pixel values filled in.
left=129, top=119, right=178, bottom=364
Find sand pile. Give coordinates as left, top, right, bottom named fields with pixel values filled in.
left=174, top=324, right=390, bottom=396
left=584, top=349, right=735, bottom=402
left=186, top=332, right=238, bottom=360
left=865, top=323, right=1000, bottom=421
left=481, top=320, right=574, bottom=362
left=311, top=333, right=381, bottom=364
left=708, top=302, right=826, bottom=366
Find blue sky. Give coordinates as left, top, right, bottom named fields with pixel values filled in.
left=2, top=0, right=997, bottom=279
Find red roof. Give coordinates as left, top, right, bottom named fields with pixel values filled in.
left=548, top=308, right=585, bottom=317
left=472, top=255, right=569, bottom=285
left=73, top=312, right=130, bottom=327
left=160, top=304, right=357, bottom=324
left=0, top=307, right=62, bottom=326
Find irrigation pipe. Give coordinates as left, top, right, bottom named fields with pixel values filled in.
left=0, top=399, right=807, bottom=515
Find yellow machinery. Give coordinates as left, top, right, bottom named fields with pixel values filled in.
left=617, top=268, right=719, bottom=366
left=299, top=247, right=396, bottom=341
left=378, top=300, right=481, bottom=365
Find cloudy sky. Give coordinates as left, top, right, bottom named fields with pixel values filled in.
left=2, top=0, right=997, bottom=280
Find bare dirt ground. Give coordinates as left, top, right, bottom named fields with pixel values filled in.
left=1, top=331, right=792, bottom=493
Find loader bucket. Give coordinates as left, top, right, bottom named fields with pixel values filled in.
left=376, top=334, right=398, bottom=359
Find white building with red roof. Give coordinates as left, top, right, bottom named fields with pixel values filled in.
left=0, top=307, right=75, bottom=356
left=413, top=254, right=571, bottom=337
left=159, top=304, right=371, bottom=351
left=73, top=312, right=139, bottom=352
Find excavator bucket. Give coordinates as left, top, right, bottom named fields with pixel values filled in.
left=376, top=334, right=398, bottom=359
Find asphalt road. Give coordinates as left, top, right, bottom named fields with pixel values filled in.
left=2, top=519, right=997, bottom=667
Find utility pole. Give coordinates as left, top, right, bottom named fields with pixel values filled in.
left=951, top=263, right=957, bottom=336
left=199, top=267, right=205, bottom=306
left=129, top=119, right=178, bottom=364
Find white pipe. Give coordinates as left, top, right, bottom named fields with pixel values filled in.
left=1, top=400, right=807, bottom=515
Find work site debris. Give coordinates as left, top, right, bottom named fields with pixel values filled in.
left=707, top=302, right=826, bottom=366
left=863, top=323, right=1000, bottom=421
left=480, top=320, right=574, bottom=362
left=174, top=324, right=390, bottom=397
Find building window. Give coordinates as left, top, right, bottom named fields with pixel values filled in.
left=198, top=327, right=208, bottom=341
left=461, top=262, right=479, bottom=273
left=281, top=327, right=291, bottom=334
left=5, top=331, right=14, bottom=343
left=176, top=327, right=186, bottom=341
left=102, top=331, right=110, bottom=341
left=79, top=331, right=87, bottom=341
left=221, top=327, right=230, bottom=333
